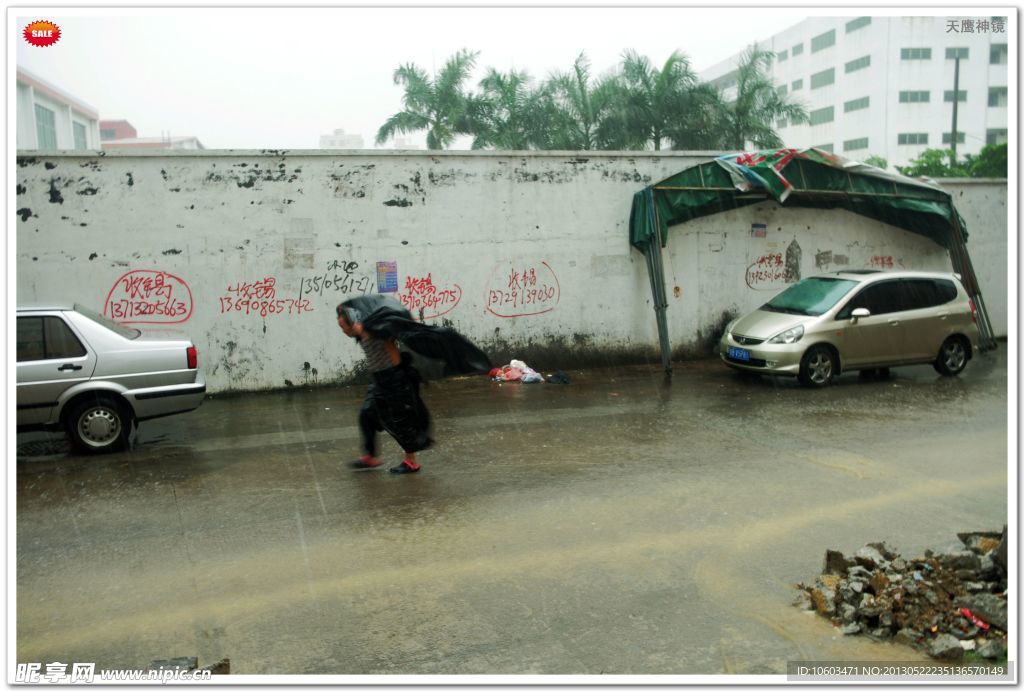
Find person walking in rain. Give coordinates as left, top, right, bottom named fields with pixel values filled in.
left=336, top=294, right=491, bottom=474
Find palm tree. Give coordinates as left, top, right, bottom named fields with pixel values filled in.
left=542, top=52, right=620, bottom=150
left=616, top=49, right=703, bottom=150
left=718, top=45, right=808, bottom=150
left=376, top=49, right=479, bottom=150
left=470, top=68, right=538, bottom=150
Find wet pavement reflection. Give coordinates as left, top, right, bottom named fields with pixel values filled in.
left=16, top=350, right=1010, bottom=675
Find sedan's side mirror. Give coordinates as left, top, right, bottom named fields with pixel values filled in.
left=850, top=307, right=871, bottom=322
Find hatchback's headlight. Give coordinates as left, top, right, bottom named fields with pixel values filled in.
left=768, top=325, right=804, bottom=344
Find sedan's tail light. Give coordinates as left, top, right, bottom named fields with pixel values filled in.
left=187, top=346, right=198, bottom=369
left=969, top=299, right=977, bottom=323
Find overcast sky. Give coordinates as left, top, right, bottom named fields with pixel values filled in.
left=16, top=6, right=855, bottom=149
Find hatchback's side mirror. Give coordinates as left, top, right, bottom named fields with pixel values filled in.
left=850, top=307, right=871, bottom=322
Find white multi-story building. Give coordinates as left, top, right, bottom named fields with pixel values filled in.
left=700, top=15, right=1010, bottom=167
left=16, top=67, right=101, bottom=150
left=319, top=128, right=365, bottom=149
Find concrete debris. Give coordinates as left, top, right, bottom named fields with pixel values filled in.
left=796, top=528, right=1008, bottom=662
left=929, top=634, right=965, bottom=661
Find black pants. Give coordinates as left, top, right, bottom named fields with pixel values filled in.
left=359, top=360, right=432, bottom=456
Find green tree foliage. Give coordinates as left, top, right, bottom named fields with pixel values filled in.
left=895, top=145, right=1008, bottom=179
left=895, top=149, right=969, bottom=177
left=615, top=50, right=703, bottom=150
left=863, top=155, right=889, bottom=170
left=470, top=68, right=539, bottom=150
left=963, top=143, right=1008, bottom=178
left=539, top=52, right=621, bottom=150
left=376, top=46, right=804, bottom=153
left=375, top=49, right=479, bottom=150
left=717, top=46, right=808, bottom=150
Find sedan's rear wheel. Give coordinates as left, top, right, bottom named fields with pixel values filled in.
left=934, top=336, right=968, bottom=376
left=65, top=395, right=131, bottom=454
left=798, top=345, right=836, bottom=388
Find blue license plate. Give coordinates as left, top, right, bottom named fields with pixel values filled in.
left=728, top=346, right=751, bottom=362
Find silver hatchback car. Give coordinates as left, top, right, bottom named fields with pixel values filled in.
left=16, top=304, right=206, bottom=453
left=720, top=270, right=980, bottom=387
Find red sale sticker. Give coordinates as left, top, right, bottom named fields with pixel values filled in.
left=23, top=20, right=61, bottom=47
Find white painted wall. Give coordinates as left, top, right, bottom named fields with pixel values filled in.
left=14, top=151, right=1007, bottom=392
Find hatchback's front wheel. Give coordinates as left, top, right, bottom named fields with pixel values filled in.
left=65, top=395, right=132, bottom=454
left=799, top=345, right=836, bottom=387
left=934, top=336, right=968, bottom=376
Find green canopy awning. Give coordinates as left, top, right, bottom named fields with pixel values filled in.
left=629, top=148, right=968, bottom=252
left=628, top=148, right=995, bottom=373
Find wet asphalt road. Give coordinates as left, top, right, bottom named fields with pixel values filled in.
left=16, top=349, right=1010, bottom=676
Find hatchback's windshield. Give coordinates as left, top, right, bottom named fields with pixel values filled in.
left=74, top=304, right=141, bottom=339
left=762, top=278, right=859, bottom=316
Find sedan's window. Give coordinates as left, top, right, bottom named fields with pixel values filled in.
left=44, top=317, right=87, bottom=358
left=16, top=317, right=45, bottom=362
left=17, top=316, right=87, bottom=361
left=763, top=277, right=859, bottom=316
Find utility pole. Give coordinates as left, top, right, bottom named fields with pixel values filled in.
left=950, top=56, right=961, bottom=168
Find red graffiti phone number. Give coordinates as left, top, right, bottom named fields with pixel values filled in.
left=219, top=297, right=313, bottom=317
left=487, top=285, right=556, bottom=309
left=108, top=299, right=188, bottom=319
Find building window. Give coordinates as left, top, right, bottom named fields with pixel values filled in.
left=810, top=68, right=835, bottom=89
left=901, top=47, right=932, bottom=60
left=34, top=104, right=57, bottom=149
left=809, top=106, right=835, bottom=125
left=846, top=16, right=871, bottom=33
left=813, top=143, right=834, bottom=153
left=73, top=122, right=87, bottom=149
left=844, top=137, right=869, bottom=151
left=988, top=86, right=1008, bottom=107
left=811, top=29, right=836, bottom=53
left=100, top=128, right=117, bottom=140
left=778, top=49, right=788, bottom=62
left=986, top=129, right=1008, bottom=145
left=941, top=132, right=966, bottom=144
left=792, top=42, right=804, bottom=56
left=990, top=44, right=1008, bottom=65
left=844, top=96, right=870, bottom=112
left=898, top=133, right=929, bottom=145
left=845, top=55, right=871, bottom=73
left=791, top=78, right=803, bottom=91
left=943, top=90, right=967, bottom=103
left=899, top=90, right=930, bottom=103
left=946, top=47, right=968, bottom=60
left=776, top=84, right=788, bottom=96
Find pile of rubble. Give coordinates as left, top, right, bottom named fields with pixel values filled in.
left=795, top=527, right=1008, bottom=662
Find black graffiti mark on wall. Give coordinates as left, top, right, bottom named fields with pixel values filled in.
left=48, top=180, right=64, bottom=204
left=17, top=208, right=32, bottom=222
left=125, top=172, right=134, bottom=187
left=17, top=184, right=26, bottom=195
left=383, top=198, right=412, bottom=207
left=162, top=249, right=182, bottom=255
left=45, top=162, right=56, bottom=170
left=78, top=186, right=99, bottom=196
left=785, top=239, right=802, bottom=283
left=18, top=157, right=37, bottom=167
left=89, top=253, right=98, bottom=260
